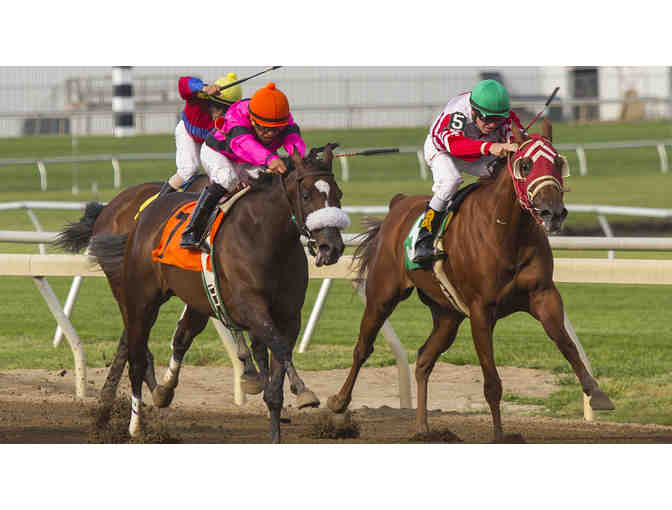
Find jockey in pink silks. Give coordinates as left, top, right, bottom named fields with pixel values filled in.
left=179, top=82, right=307, bottom=250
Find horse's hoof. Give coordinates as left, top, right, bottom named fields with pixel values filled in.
left=152, top=385, right=175, bottom=408
left=330, top=409, right=352, bottom=428
left=240, top=374, right=265, bottom=395
left=296, top=390, right=320, bottom=409
left=590, top=389, right=615, bottom=411
left=327, top=394, right=349, bottom=414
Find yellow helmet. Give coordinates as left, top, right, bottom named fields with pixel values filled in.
left=211, top=73, right=242, bottom=105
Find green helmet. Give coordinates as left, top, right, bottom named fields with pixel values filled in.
left=470, top=79, right=510, bottom=118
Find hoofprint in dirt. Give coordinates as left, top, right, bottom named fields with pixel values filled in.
left=1, top=364, right=672, bottom=443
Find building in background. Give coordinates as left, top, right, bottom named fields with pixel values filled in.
left=0, top=66, right=669, bottom=137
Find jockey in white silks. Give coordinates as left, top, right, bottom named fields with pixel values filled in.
left=156, top=73, right=243, bottom=199
left=414, top=79, right=523, bottom=265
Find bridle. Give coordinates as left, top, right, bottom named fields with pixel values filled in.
left=278, top=164, right=336, bottom=256
left=506, top=135, right=569, bottom=225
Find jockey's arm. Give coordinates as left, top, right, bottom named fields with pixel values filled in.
left=228, top=131, right=276, bottom=167
left=281, top=117, right=307, bottom=158
left=178, top=76, right=206, bottom=101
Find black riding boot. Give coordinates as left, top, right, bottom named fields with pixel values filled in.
left=180, top=182, right=228, bottom=250
left=412, top=205, right=445, bottom=265
left=156, top=181, right=177, bottom=199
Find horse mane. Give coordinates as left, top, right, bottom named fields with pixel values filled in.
left=476, top=157, right=507, bottom=186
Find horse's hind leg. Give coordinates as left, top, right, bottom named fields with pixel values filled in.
left=97, top=329, right=158, bottom=426
left=327, top=282, right=412, bottom=414
left=529, top=287, right=614, bottom=410
left=470, top=303, right=504, bottom=442
left=127, top=298, right=164, bottom=439
left=153, top=305, right=209, bottom=408
left=414, top=295, right=464, bottom=434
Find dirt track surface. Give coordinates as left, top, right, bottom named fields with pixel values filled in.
left=2, top=363, right=672, bottom=444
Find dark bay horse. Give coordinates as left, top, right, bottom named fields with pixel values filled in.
left=89, top=144, right=348, bottom=443
left=55, top=176, right=211, bottom=409
left=327, top=120, right=614, bottom=441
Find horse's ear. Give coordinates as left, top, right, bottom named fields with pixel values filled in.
left=291, top=146, right=302, bottom=167
left=323, top=142, right=339, bottom=168
left=541, top=118, right=552, bottom=142
left=511, top=121, right=524, bottom=144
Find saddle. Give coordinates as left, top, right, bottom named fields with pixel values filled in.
left=403, top=182, right=479, bottom=271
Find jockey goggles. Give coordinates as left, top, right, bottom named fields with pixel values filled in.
left=473, top=109, right=508, bottom=126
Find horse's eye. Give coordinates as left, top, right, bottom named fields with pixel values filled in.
left=302, top=191, right=310, bottom=201
left=521, top=160, right=532, bottom=176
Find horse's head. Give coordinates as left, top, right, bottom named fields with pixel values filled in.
left=284, top=143, right=349, bottom=266
left=509, top=119, right=570, bottom=233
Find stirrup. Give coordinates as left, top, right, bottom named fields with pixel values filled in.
left=412, top=237, right=436, bottom=265
left=179, top=231, right=203, bottom=251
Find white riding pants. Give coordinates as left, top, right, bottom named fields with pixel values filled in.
left=423, top=134, right=496, bottom=211
left=200, top=143, right=265, bottom=190
left=175, top=120, right=203, bottom=182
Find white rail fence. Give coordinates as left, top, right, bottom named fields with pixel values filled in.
left=0, top=139, right=670, bottom=191
left=2, top=228, right=672, bottom=421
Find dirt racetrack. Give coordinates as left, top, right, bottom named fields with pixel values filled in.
left=2, top=362, right=672, bottom=444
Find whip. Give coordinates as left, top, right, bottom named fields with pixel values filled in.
left=214, top=66, right=282, bottom=93
left=523, top=87, right=560, bottom=134
left=334, top=148, right=400, bottom=158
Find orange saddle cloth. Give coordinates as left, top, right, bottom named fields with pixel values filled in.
left=151, top=202, right=226, bottom=272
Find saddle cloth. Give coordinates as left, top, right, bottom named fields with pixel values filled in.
left=151, top=185, right=251, bottom=271
left=151, top=202, right=225, bottom=271
left=403, top=183, right=479, bottom=271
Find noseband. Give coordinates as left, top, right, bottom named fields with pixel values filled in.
left=279, top=167, right=335, bottom=256
left=506, top=135, right=568, bottom=224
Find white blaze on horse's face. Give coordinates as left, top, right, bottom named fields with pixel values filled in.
left=314, top=179, right=331, bottom=207
left=304, top=179, right=351, bottom=232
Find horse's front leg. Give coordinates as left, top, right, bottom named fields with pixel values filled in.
left=153, top=306, right=209, bottom=408
left=529, top=286, right=614, bottom=411
left=470, top=302, right=504, bottom=442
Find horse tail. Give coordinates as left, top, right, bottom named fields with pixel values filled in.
left=351, top=216, right=384, bottom=283
left=88, top=232, right=129, bottom=288
left=53, top=201, right=105, bottom=253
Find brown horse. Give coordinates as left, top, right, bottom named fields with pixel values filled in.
left=327, top=120, right=614, bottom=441
left=55, top=176, right=214, bottom=410
left=89, top=144, right=348, bottom=443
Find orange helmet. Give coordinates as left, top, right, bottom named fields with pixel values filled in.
left=249, top=82, right=290, bottom=127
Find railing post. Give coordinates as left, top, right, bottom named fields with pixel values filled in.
left=297, top=278, right=333, bottom=353
left=36, top=160, right=47, bottom=191
left=656, top=143, right=669, bottom=174
left=339, top=156, right=350, bottom=182
left=597, top=215, right=615, bottom=260
left=111, top=158, right=121, bottom=188
left=416, top=149, right=428, bottom=180
left=576, top=146, right=588, bottom=176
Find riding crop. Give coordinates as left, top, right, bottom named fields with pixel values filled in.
left=215, top=66, right=282, bottom=93
left=334, top=148, right=400, bottom=158
left=523, top=86, right=560, bottom=134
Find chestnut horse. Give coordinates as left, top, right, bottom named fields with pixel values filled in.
left=327, top=120, right=614, bottom=441
left=89, top=144, right=348, bottom=443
